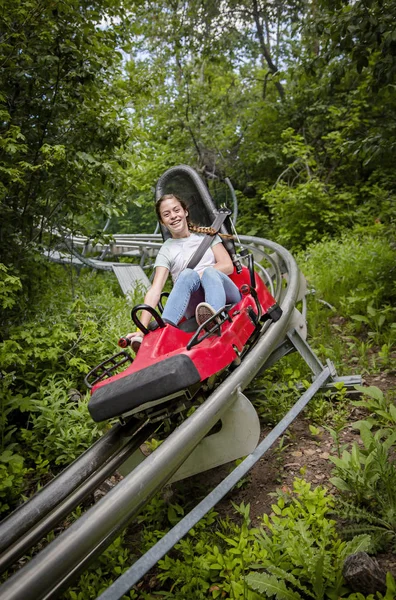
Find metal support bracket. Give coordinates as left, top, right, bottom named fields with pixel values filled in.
left=249, top=326, right=362, bottom=398
left=286, top=328, right=362, bottom=390
left=287, top=327, right=325, bottom=378
left=119, top=391, right=261, bottom=482
left=170, top=390, right=261, bottom=482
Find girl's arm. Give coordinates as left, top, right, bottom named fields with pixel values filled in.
left=212, top=243, right=234, bottom=275
left=140, top=266, right=169, bottom=328
left=127, top=267, right=169, bottom=339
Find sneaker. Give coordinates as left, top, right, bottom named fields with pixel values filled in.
left=195, top=302, right=219, bottom=329
left=131, top=335, right=143, bottom=353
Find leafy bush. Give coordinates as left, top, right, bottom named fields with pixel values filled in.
left=330, top=425, right=396, bottom=509
left=0, top=448, right=26, bottom=514
left=246, top=479, right=371, bottom=600
left=63, top=534, right=137, bottom=600
left=0, top=264, right=22, bottom=311
left=265, top=178, right=352, bottom=251
left=299, top=227, right=396, bottom=351
left=352, top=386, right=396, bottom=429
left=0, top=264, right=141, bottom=513
left=155, top=480, right=372, bottom=599
left=157, top=504, right=263, bottom=600
left=330, top=387, right=396, bottom=552
left=299, top=226, right=396, bottom=314
left=20, top=376, right=105, bottom=467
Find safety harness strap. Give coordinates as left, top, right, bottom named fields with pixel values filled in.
left=186, top=209, right=231, bottom=270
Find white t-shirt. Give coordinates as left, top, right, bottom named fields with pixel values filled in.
left=154, top=233, right=222, bottom=282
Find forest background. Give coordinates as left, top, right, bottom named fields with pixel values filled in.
left=0, top=0, right=395, bottom=598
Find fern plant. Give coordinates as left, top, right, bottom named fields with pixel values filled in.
left=246, top=571, right=396, bottom=600
left=329, top=422, right=396, bottom=535
left=156, top=480, right=373, bottom=599
left=336, top=498, right=396, bottom=554
left=246, top=479, right=371, bottom=600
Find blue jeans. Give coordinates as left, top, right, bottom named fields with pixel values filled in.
left=162, top=267, right=241, bottom=325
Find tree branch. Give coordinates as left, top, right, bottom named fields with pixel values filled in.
left=251, top=0, right=285, bottom=100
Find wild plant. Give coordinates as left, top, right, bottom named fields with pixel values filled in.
left=305, top=383, right=350, bottom=432
left=352, top=385, right=396, bottom=429
left=336, top=499, right=396, bottom=554
left=0, top=265, right=139, bottom=514
left=251, top=357, right=310, bottom=426
left=298, top=228, right=395, bottom=316
left=156, top=480, right=372, bottom=599
left=20, top=376, right=106, bottom=468
left=330, top=423, right=396, bottom=500
left=0, top=372, right=28, bottom=513
left=246, top=479, right=371, bottom=600
left=329, top=421, right=396, bottom=554
left=63, top=534, right=137, bottom=600
left=157, top=503, right=263, bottom=600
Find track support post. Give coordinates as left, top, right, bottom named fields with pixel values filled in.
left=119, top=391, right=261, bottom=483
left=286, top=328, right=362, bottom=392
left=170, top=390, right=261, bottom=482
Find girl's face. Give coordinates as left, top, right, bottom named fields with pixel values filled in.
left=159, top=197, right=189, bottom=238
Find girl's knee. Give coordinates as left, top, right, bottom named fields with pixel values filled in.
left=174, top=268, right=200, bottom=292
left=201, top=266, right=219, bottom=282
left=177, top=268, right=199, bottom=283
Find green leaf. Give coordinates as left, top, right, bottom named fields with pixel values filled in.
left=389, top=404, right=396, bottom=423
left=344, top=534, right=372, bottom=556
left=354, top=386, right=384, bottom=402
left=329, top=477, right=352, bottom=492
left=351, top=315, right=369, bottom=323
left=384, top=572, right=396, bottom=599
left=246, top=572, right=303, bottom=599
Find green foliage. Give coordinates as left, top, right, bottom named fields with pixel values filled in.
left=0, top=449, right=26, bottom=514
left=20, top=377, right=104, bottom=467
left=329, top=391, right=396, bottom=552
left=261, top=129, right=358, bottom=251
left=329, top=424, right=396, bottom=504
left=352, top=386, right=396, bottom=429
left=300, top=228, right=395, bottom=313
left=266, top=178, right=353, bottom=251
left=63, top=534, right=137, bottom=600
left=0, top=264, right=22, bottom=310
left=0, top=0, right=136, bottom=272
left=248, top=479, right=371, bottom=600
left=0, top=265, right=138, bottom=514
left=155, top=480, right=372, bottom=599
left=336, top=499, right=396, bottom=556
left=1, top=265, right=133, bottom=386
left=247, top=571, right=396, bottom=600
left=157, top=504, right=263, bottom=600
left=251, top=359, right=309, bottom=426
left=299, top=227, right=396, bottom=355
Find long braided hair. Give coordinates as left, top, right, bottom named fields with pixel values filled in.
left=156, top=194, right=232, bottom=238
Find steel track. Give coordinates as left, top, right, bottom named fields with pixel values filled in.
left=0, top=235, right=314, bottom=600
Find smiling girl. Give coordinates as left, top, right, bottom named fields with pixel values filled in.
left=126, top=194, right=241, bottom=350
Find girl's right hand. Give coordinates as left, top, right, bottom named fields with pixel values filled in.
left=118, top=332, right=144, bottom=352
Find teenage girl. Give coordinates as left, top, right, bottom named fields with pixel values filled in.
left=126, top=194, right=241, bottom=350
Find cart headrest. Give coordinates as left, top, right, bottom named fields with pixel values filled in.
left=155, top=165, right=217, bottom=240
left=155, top=165, right=240, bottom=270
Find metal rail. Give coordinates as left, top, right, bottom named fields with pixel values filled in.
left=0, top=236, right=303, bottom=600
left=0, top=419, right=146, bottom=558
left=98, top=366, right=332, bottom=600
left=0, top=421, right=156, bottom=575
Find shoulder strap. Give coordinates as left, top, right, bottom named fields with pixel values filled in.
left=186, top=209, right=231, bottom=270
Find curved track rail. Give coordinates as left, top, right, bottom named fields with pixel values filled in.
left=0, top=235, right=355, bottom=600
